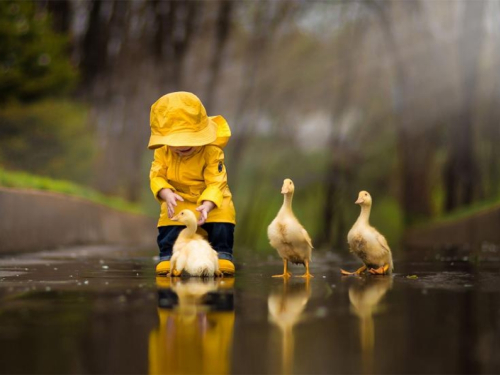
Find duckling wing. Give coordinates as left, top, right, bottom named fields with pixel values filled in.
left=376, top=233, right=391, bottom=253
left=301, top=227, right=313, bottom=249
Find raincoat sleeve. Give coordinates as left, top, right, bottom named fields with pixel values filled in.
left=198, top=146, right=227, bottom=208
left=150, top=148, right=175, bottom=203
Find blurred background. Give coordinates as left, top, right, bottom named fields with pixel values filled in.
left=2, top=0, right=500, bottom=256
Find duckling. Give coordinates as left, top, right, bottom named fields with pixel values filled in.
left=268, top=179, right=314, bottom=278
left=341, top=191, right=394, bottom=275
left=170, top=209, right=222, bottom=277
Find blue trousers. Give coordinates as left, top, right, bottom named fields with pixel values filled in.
left=157, top=223, right=234, bottom=262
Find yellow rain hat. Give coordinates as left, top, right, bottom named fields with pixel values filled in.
left=148, top=92, right=224, bottom=149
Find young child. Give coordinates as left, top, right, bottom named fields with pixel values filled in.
left=148, top=91, right=236, bottom=275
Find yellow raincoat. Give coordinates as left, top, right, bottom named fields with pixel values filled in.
left=149, top=95, right=236, bottom=227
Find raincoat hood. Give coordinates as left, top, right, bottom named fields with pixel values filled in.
left=148, top=92, right=231, bottom=149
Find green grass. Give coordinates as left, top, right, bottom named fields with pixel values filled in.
left=414, top=196, right=500, bottom=228
left=0, top=167, right=147, bottom=215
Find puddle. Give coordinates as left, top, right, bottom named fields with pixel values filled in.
left=0, top=246, right=500, bottom=374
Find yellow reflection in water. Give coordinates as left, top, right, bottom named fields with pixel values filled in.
left=149, top=277, right=235, bottom=375
left=268, top=279, right=311, bottom=375
left=348, top=276, right=392, bottom=373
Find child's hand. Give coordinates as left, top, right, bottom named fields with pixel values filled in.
left=196, top=201, right=215, bottom=225
left=158, top=188, right=184, bottom=218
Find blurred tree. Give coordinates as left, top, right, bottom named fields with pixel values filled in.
left=319, top=21, right=364, bottom=249
left=229, top=1, right=301, bottom=172
left=203, top=0, right=234, bottom=112
left=0, top=0, right=77, bottom=104
left=155, top=0, right=201, bottom=90
left=368, top=0, right=437, bottom=225
left=443, top=0, right=486, bottom=211
left=80, top=0, right=109, bottom=87
left=40, top=0, right=71, bottom=34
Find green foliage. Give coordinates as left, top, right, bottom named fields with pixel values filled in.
left=369, top=197, right=404, bottom=249
left=0, top=167, right=147, bottom=215
left=225, top=135, right=405, bottom=254
left=0, top=100, right=95, bottom=183
left=229, top=137, right=330, bottom=253
left=0, top=0, right=77, bottom=103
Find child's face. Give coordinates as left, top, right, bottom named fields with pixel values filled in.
left=170, top=146, right=199, bottom=156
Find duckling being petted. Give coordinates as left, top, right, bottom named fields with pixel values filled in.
left=170, top=209, right=222, bottom=277
left=268, top=179, right=314, bottom=278
left=341, top=191, right=394, bottom=276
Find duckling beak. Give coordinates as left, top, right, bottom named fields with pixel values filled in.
left=355, top=198, right=364, bottom=204
left=281, top=187, right=289, bottom=194
left=171, top=214, right=179, bottom=221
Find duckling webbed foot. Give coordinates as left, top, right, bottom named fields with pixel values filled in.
left=340, top=265, right=367, bottom=276
left=368, top=264, right=390, bottom=275
left=215, top=270, right=223, bottom=278
left=273, top=272, right=292, bottom=278
left=171, top=269, right=182, bottom=277
left=296, top=272, right=314, bottom=278
left=273, top=259, right=292, bottom=278
left=295, top=260, right=313, bottom=278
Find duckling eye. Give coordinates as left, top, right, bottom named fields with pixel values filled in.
left=364, top=193, right=368, bottom=196
left=181, top=212, right=184, bottom=215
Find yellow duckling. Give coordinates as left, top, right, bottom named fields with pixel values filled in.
left=170, top=209, right=222, bottom=277
left=341, top=191, right=394, bottom=275
left=268, top=179, right=314, bottom=278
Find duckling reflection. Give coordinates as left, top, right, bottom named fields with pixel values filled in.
left=348, top=276, right=392, bottom=373
left=268, top=280, right=312, bottom=375
left=149, top=277, right=235, bottom=375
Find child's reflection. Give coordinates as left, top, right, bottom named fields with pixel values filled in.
left=268, top=279, right=312, bottom=375
left=149, top=277, right=235, bottom=375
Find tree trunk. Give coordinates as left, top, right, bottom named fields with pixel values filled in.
left=369, top=0, right=435, bottom=225
left=229, top=1, right=299, bottom=174
left=81, top=0, right=109, bottom=86
left=204, top=0, right=234, bottom=112
left=43, top=0, right=71, bottom=34
left=443, top=0, right=486, bottom=212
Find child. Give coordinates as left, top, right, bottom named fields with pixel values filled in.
left=148, top=92, right=236, bottom=275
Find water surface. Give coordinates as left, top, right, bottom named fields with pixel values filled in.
left=0, top=246, right=499, bottom=374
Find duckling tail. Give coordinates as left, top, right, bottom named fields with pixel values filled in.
left=186, top=259, right=217, bottom=277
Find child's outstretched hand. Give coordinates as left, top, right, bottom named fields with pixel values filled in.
left=196, top=201, right=215, bottom=226
left=158, top=188, right=184, bottom=218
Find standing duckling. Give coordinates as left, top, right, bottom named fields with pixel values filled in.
left=170, top=209, right=222, bottom=277
left=341, top=191, right=394, bottom=275
left=268, top=179, right=314, bottom=278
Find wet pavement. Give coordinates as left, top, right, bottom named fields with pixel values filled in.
left=1, top=246, right=500, bottom=374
